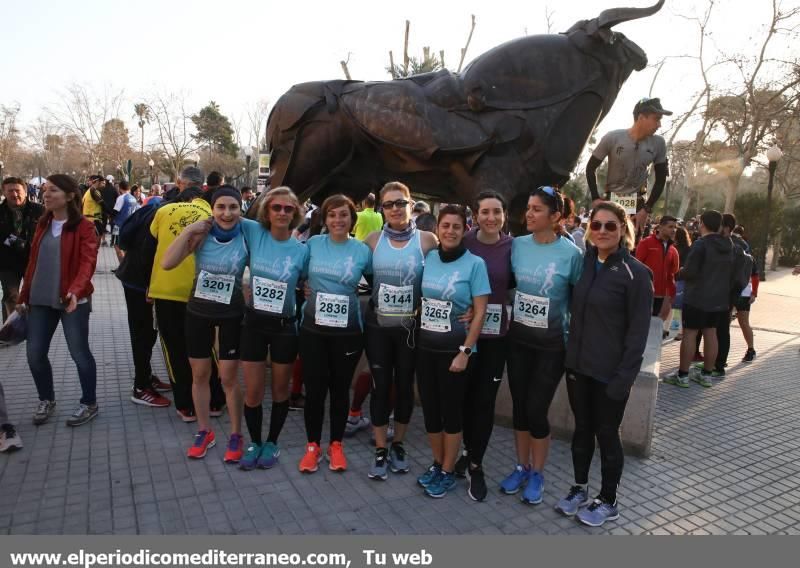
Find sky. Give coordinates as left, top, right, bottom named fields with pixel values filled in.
left=1, top=0, right=797, bottom=154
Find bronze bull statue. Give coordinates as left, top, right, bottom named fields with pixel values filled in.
left=266, top=0, right=665, bottom=231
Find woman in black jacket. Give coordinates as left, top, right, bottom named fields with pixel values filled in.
left=556, top=201, right=653, bottom=527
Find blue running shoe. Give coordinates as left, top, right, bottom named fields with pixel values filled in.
left=239, top=442, right=261, bottom=470
left=368, top=450, right=389, bottom=481
left=521, top=470, right=544, bottom=504
left=500, top=464, right=529, bottom=495
left=554, top=485, right=590, bottom=516
left=257, top=442, right=280, bottom=469
left=425, top=471, right=457, bottom=498
left=388, top=443, right=409, bottom=473
left=417, top=463, right=442, bottom=488
left=577, top=498, right=620, bottom=527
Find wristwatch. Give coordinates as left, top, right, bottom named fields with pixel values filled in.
left=458, top=345, right=473, bottom=357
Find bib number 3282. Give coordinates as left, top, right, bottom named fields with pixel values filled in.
left=514, top=291, right=549, bottom=329
left=194, top=271, right=235, bottom=304
left=421, top=298, right=452, bottom=333
left=315, top=292, right=349, bottom=328
left=252, top=276, right=288, bottom=314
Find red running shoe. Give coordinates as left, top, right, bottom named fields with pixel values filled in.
left=131, top=387, right=171, bottom=408
left=224, top=433, right=244, bottom=463
left=327, top=441, right=347, bottom=472
left=150, top=375, right=172, bottom=392
left=298, top=442, right=322, bottom=473
left=176, top=408, right=197, bottom=423
left=187, top=430, right=215, bottom=459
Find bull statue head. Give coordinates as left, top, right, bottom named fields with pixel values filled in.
left=264, top=0, right=666, bottom=233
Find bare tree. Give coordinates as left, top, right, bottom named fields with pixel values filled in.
left=246, top=99, right=271, bottom=152
left=27, top=115, right=66, bottom=174
left=0, top=103, right=21, bottom=168
left=148, top=91, right=200, bottom=179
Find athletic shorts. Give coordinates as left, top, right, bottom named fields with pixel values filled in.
left=239, top=309, right=298, bottom=364
left=185, top=311, right=242, bottom=360
left=682, top=304, right=729, bottom=330
left=734, top=297, right=752, bottom=312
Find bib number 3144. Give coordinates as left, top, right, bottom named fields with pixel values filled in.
left=421, top=298, right=452, bottom=333
left=194, top=271, right=235, bottom=304
left=315, top=292, right=349, bottom=328
left=514, top=291, right=549, bottom=329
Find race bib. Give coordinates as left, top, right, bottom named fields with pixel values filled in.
left=514, top=291, right=550, bottom=329
left=194, top=270, right=235, bottom=304
left=609, top=193, right=638, bottom=215
left=481, top=303, right=502, bottom=336
left=252, top=276, right=288, bottom=314
left=377, top=283, right=414, bottom=315
left=421, top=298, right=452, bottom=333
left=315, top=292, right=349, bottom=328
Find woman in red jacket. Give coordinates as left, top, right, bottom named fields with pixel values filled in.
left=17, top=174, right=99, bottom=427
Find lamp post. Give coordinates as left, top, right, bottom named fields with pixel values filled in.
left=148, top=158, right=155, bottom=186
left=186, top=152, right=200, bottom=167
left=0, top=160, right=4, bottom=179
left=243, top=146, right=253, bottom=187
left=760, top=144, right=783, bottom=281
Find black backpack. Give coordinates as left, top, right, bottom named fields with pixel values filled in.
left=115, top=202, right=161, bottom=290
left=729, top=237, right=754, bottom=302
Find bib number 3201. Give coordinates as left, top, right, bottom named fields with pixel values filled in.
left=421, top=298, right=452, bottom=333
left=315, top=292, right=349, bottom=328
left=514, top=291, right=549, bottom=329
left=194, top=270, right=235, bottom=304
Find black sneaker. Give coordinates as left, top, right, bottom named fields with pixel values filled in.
left=454, top=451, right=469, bottom=478
left=66, top=403, right=99, bottom=427
left=32, top=400, right=56, bottom=425
left=742, top=348, right=756, bottom=363
left=289, top=393, right=305, bottom=411
left=467, top=465, right=487, bottom=502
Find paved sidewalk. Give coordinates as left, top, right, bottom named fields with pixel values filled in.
left=1, top=249, right=799, bottom=535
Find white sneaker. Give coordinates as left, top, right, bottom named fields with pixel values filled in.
left=344, top=415, right=370, bottom=437
left=0, top=425, right=23, bottom=452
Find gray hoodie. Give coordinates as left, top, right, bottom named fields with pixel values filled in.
left=680, top=233, right=734, bottom=312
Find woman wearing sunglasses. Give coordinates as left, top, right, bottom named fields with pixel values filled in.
left=298, top=194, right=372, bottom=473
left=456, top=190, right=513, bottom=501
left=362, top=182, right=438, bottom=480
left=416, top=205, right=490, bottom=498
left=162, top=186, right=249, bottom=461
left=556, top=201, right=652, bottom=527
left=237, top=187, right=309, bottom=470
left=502, top=186, right=583, bottom=505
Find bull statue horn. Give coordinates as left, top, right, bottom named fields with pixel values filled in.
left=597, top=0, right=665, bottom=29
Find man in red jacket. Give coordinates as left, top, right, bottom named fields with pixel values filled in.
left=635, top=215, right=679, bottom=321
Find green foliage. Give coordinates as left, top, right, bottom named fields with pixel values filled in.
left=733, top=192, right=784, bottom=264
left=779, top=206, right=800, bottom=267
left=191, top=101, right=239, bottom=157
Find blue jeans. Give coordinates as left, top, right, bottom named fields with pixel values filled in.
left=26, top=303, right=97, bottom=405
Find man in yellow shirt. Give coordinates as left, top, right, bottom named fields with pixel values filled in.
left=82, top=176, right=105, bottom=246
left=353, top=193, right=383, bottom=241
left=149, top=166, right=225, bottom=421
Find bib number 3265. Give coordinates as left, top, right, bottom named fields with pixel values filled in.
left=421, top=298, right=452, bottom=333
left=194, top=270, right=235, bottom=304
left=514, top=291, right=549, bottom=329
left=315, top=292, right=349, bottom=328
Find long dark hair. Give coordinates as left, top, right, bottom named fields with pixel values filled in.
left=674, top=226, right=692, bottom=249
left=45, top=174, right=83, bottom=230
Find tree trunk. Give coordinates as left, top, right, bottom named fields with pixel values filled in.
left=770, top=231, right=782, bottom=271
left=723, top=169, right=745, bottom=214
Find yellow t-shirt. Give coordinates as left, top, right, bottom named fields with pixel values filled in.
left=82, top=189, right=104, bottom=222
left=148, top=198, right=212, bottom=302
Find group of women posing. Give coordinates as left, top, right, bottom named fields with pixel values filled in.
left=161, top=180, right=652, bottom=528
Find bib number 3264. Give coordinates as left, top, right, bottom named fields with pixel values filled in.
left=194, top=271, right=235, bottom=304
left=421, top=298, right=452, bottom=333
left=315, top=292, right=349, bottom=328
left=514, top=291, right=549, bottom=329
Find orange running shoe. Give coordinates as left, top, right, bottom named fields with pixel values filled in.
left=298, top=442, right=322, bottom=473
left=223, top=433, right=244, bottom=463
left=187, top=430, right=215, bottom=459
left=327, top=441, right=347, bottom=472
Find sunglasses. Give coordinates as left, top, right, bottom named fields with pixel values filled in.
left=270, top=204, right=296, bottom=214
left=590, top=220, right=621, bottom=232
left=538, top=186, right=557, bottom=197
left=381, top=199, right=410, bottom=210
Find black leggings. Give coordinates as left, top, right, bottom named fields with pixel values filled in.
left=715, top=309, right=732, bottom=369
left=566, top=371, right=629, bottom=504
left=462, top=338, right=507, bottom=464
left=299, top=329, right=363, bottom=444
left=416, top=348, right=473, bottom=434
left=507, top=344, right=565, bottom=438
left=365, top=324, right=416, bottom=427
left=123, top=286, right=158, bottom=391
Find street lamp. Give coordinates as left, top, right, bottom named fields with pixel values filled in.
left=760, top=144, right=783, bottom=281
left=242, top=146, right=253, bottom=187
left=0, top=160, right=4, bottom=179
left=148, top=158, right=155, bottom=186
left=186, top=152, right=200, bottom=166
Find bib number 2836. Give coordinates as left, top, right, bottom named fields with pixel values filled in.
left=315, top=292, right=349, bottom=328
left=194, top=270, right=235, bottom=304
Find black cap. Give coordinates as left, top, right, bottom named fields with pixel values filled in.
left=634, top=97, right=673, bottom=117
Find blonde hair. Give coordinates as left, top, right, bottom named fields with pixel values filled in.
left=586, top=201, right=636, bottom=251
left=379, top=181, right=411, bottom=201
left=257, top=186, right=303, bottom=230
